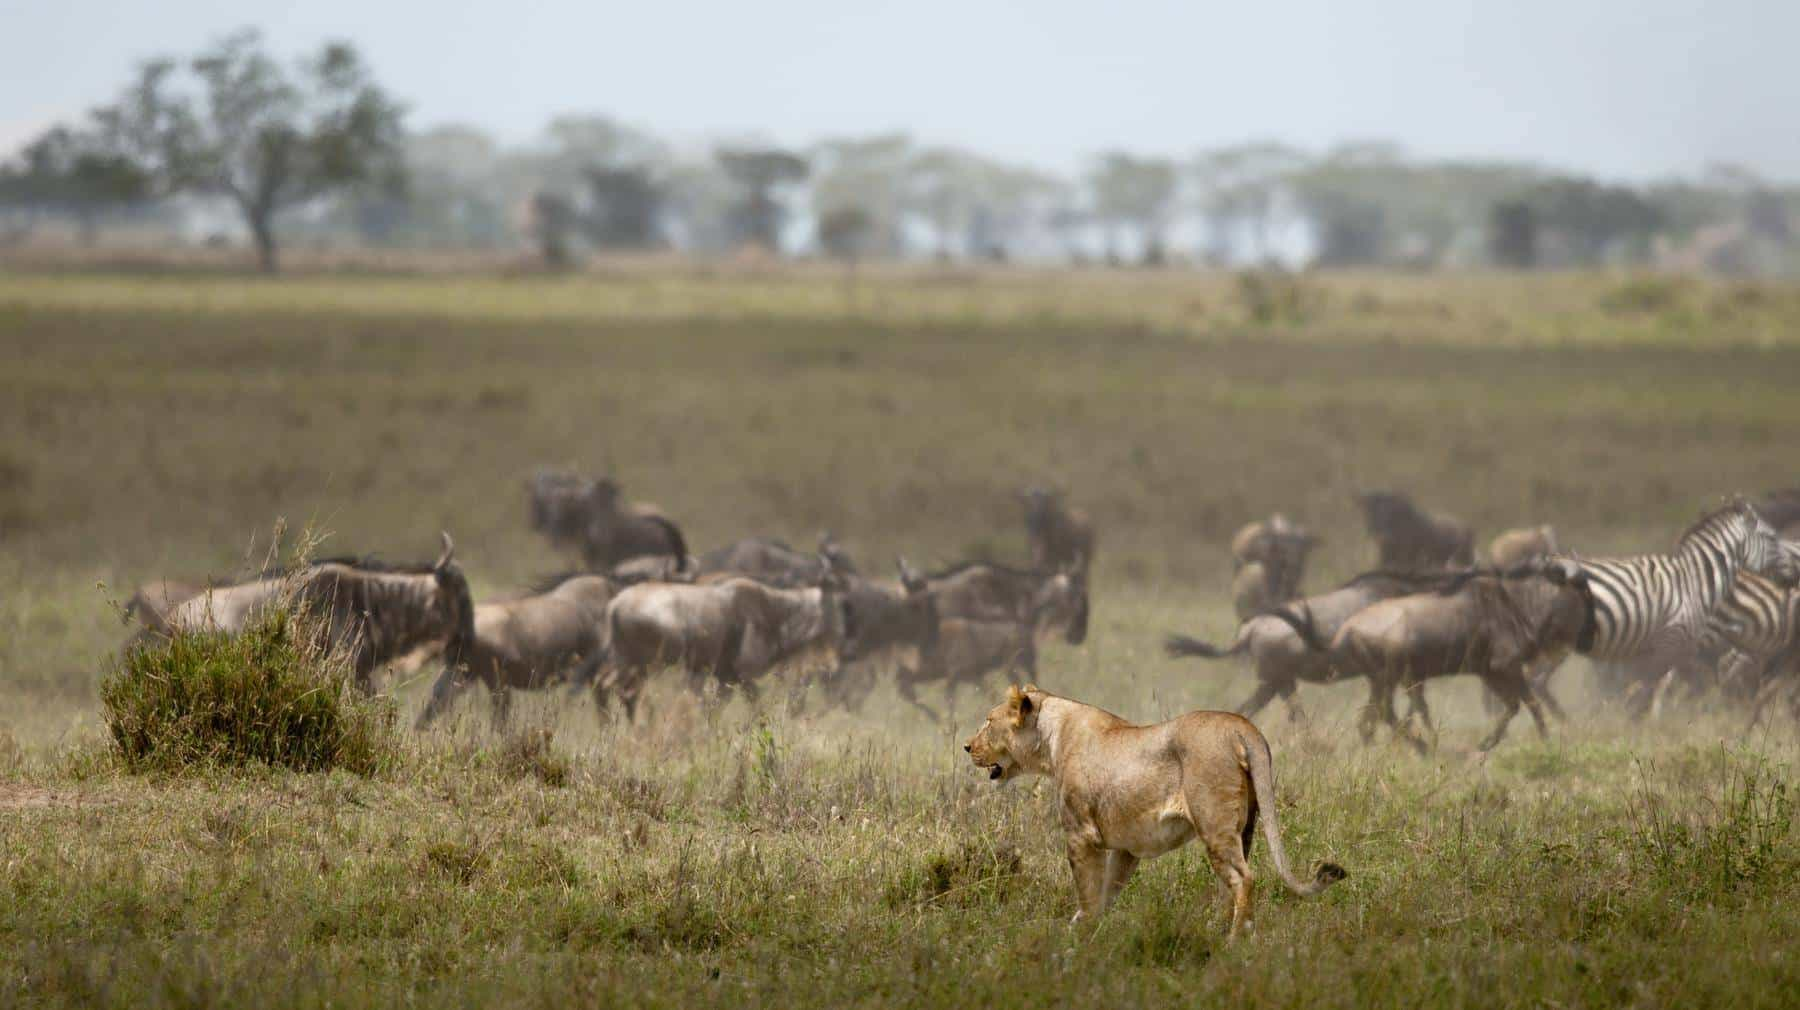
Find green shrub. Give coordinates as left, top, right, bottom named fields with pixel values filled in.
left=100, top=607, right=397, bottom=775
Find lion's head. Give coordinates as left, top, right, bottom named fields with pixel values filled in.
left=964, top=684, right=1045, bottom=783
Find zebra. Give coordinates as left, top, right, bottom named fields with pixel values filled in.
left=1561, top=499, right=1795, bottom=717
left=1696, top=571, right=1800, bottom=725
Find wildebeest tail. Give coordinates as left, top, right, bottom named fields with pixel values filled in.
left=1163, top=625, right=1248, bottom=659
left=647, top=515, right=690, bottom=571
left=1264, top=603, right=1330, bottom=652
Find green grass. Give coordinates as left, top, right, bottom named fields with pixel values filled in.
left=2, top=266, right=1799, bottom=1007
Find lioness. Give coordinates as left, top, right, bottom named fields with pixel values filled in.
left=964, top=685, right=1344, bottom=935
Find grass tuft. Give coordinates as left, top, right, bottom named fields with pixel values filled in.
left=99, top=607, right=396, bottom=775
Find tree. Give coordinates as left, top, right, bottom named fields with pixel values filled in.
left=1487, top=201, right=1537, bottom=268
left=89, top=29, right=406, bottom=272
left=0, top=126, right=152, bottom=243
left=1086, top=152, right=1178, bottom=265
left=1190, top=142, right=1309, bottom=264
left=1527, top=176, right=1663, bottom=264
left=583, top=166, right=664, bottom=249
left=810, top=134, right=914, bottom=257
left=531, top=192, right=579, bottom=268
left=817, top=205, right=876, bottom=262
left=716, top=147, right=808, bottom=252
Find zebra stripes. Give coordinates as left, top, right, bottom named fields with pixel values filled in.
left=1705, top=570, right=1799, bottom=660
left=1565, top=500, right=1791, bottom=667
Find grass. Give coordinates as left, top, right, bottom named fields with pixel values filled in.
left=101, top=606, right=397, bottom=775
left=1, top=265, right=1799, bottom=1007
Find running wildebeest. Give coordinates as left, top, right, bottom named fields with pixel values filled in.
left=415, top=572, right=619, bottom=730
left=145, top=534, right=475, bottom=693
left=1165, top=568, right=1480, bottom=721
left=694, top=532, right=858, bottom=587
left=1487, top=526, right=1559, bottom=570
left=1354, top=491, right=1475, bottom=570
left=1229, top=514, right=1317, bottom=603
left=924, top=559, right=1088, bottom=644
left=122, top=578, right=211, bottom=636
left=593, top=566, right=852, bottom=721
left=876, top=560, right=1088, bottom=720
left=526, top=469, right=688, bottom=570
left=1020, top=487, right=1095, bottom=578
left=820, top=560, right=942, bottom=712
left=1302, top=562, right=1593, bottom=752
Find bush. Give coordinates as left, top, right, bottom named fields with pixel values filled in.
left=100, top=607, right=397, bottom=775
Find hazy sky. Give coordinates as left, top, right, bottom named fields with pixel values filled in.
left=4, top=0, right=1796, bottom=181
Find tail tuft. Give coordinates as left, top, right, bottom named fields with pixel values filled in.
left=1314, top=862, right=1348, bottom=887
left=1165, top=633, right=1224, bottom=658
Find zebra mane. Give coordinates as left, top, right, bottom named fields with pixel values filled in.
left=1675, top=497, right=1753, bottom=547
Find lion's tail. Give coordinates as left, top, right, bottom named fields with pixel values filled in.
left=1243, top=729, right=1346, bottom=896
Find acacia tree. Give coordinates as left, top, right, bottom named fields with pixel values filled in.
left=0, top=126, right=151, bottom=243
left=92, top=29, right=405, bottom=272
left=716, top=148, right=808, bottom=251
left=1087, top=152, right=1178, bottom=265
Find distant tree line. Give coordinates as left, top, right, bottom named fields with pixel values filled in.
left=3, top=28, right=1797, bottom=274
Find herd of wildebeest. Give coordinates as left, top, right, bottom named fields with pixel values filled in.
left=120, top=474, right=1800, bottom=752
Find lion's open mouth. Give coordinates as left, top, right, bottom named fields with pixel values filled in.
left=987, top=764, right=1005, bottom=781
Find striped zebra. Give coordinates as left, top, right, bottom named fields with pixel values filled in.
left=1697, top=571, right=1800, bottom=724
left=1562, top=499, right=1794, bottom=716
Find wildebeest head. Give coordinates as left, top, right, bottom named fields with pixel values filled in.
left=1019, top=487, right=1061, bottom=527
left=835, top=558, right=938, bottom=664
left=527, top=469, right=596, bottom=538
left=428, top=532, right=477, bottom=672
left=1034, top=558, right=1089, bottom=645
left=1354, top=490, right=1422, bottom=535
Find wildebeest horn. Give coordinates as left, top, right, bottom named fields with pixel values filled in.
left=435, top=531, right=455, bottom=571
left=897, top=556, right=924, bottom=591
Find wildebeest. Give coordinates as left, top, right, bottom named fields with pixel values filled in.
left=414, top=572, right=619, bottom=730
left=147, top=534, right=475, bottom=693
left=526, top=469, right=688, bottom=570
left=693, top=532, right=858, bottom=587
left=1229, top=514, right=1317, bottom=603
left=122, top=578, right=210, bottom=636
left=1757, top=488, right=1800, bottom=539
left=1487, top=525, right=1559, bottom=569
left=1354, top=491, right=1474, bottom=570
left=820, top=560, right=942, bottom=712
left=924, top=560, right=1089, bottom=644
left=1020, top=487, right=1094, bottom=578
left=593, top=567, right=851, bottom=720
left=1313, top=562, right=1593, bottom=752
left=1165, top=569, right=1477, bottom=720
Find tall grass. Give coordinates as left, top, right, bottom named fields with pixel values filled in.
left=100, top=606, right=396, bottom=774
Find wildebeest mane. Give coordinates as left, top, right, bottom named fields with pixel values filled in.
left=924, top=558, right=1050, bottom=581
left=1755, top=489, right=1800, bottom=530
left=1335, top=568, right=1479, bottom=594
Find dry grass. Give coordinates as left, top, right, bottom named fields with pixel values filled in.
left=1, top=265, right=1799, bottom=1007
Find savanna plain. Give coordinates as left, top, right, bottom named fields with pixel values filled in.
left=3, top=264, right=1800, bottom=1008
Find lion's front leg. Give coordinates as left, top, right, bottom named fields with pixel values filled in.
left=1065, top=837, right=1109, bottom=923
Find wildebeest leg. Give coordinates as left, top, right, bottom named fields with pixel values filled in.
left=489, top=685, right=513, bottom=730
left=1519, top=680, right=1551, bottom=740
left=1373, top=675, right=1424, bottom=754
left=1405, top=681, right=1438, bottom=747
left=1279, top=682, right=1308, bottom=723
left=1477, top=679, right=1523, bottom=752
left=894, top=665, right=942, bottom=722
left=1236, top=680, right=1283, bottom=720
left=415, top=667, right=472, bottom=729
